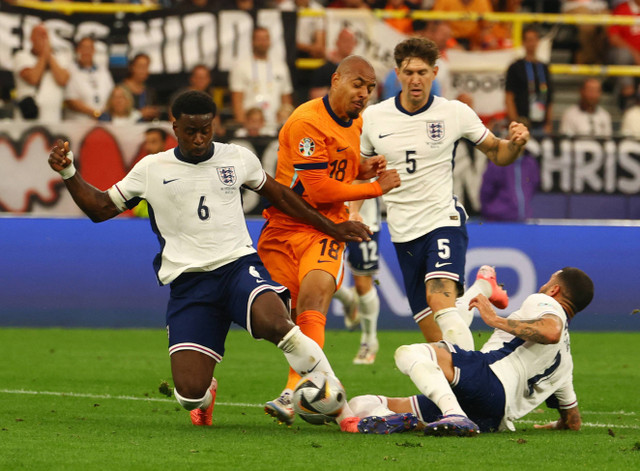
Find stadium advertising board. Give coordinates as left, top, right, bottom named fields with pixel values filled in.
left=0, top=218, right=638, bottom=331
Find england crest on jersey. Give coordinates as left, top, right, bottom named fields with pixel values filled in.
left=217, top=166, right=237, bottom=186
left=427, top=121, right=445, bottom=141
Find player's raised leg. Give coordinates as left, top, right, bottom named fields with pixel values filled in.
left=455, top=265, right=509, bottom=326
left=394, top=342, right=479, bottom=436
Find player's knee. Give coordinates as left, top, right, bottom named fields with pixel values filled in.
left=173, top=378, right=210, bottom=403
left=394, top=344, right=419, bottom=375
left=395, top=343, right=436, bottom=375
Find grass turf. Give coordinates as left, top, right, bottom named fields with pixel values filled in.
left=1, top=328, right=639, bottom=470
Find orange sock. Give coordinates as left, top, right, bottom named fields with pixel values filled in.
left=285, top=310, right=327, bottom=391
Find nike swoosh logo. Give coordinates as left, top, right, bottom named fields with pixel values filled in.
left=301, top=360, right=322, bottom=376
left=337, top=147, right=349, bottom=152
left=163, top=178, right=179, bottom=184
left=317, top=260, right=331, bottom=264
left=362, top=263, right=377, bottom=269
left=379, top=133, right=394, bottom=139
left=434, top=262, right=452, bottom=268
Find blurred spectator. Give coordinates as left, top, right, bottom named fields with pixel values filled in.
left=505, top=25, right=553, bottom=137
left=229, top=27, right=293, bottom=133
left=561, top=1, right=608, bottom=64
left=620, top=99, right=640, bottom=138
left=471, top=0, right=522, bottom=50
left=64, top=36, right=114, bottom=121
left=276, top=102, right=294, bottom=129
left=144, top=127, right=169, bottom=155
left=234, top=107, right=275, bottom=137
left=120, top=53, right=162, bottom=122
left=98, top=85, right=143, bottom=124
left=132, top=127, right=170, bottom=218
left=432, top=0, right=493, bottom=50
left=480, top=145, right=540, bottom=221
left=608, top=0, right=640, bottom=111
left=382, top=20, right=454, bottom=100
left=559, top=78, right=612, bottom=137
left=168, top=64, right=225, bottom=136
left=309, top=27, right=357, bottom=99
left=383, top=1, right=414, bottom=35
left=279, top=0, right=326, bottom=59
left=13, top=24, right=70, bottom=122
left=327, top=0, right=371, bottom=8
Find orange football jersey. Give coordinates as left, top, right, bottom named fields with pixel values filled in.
left=263, top=96, right=381, bottom=227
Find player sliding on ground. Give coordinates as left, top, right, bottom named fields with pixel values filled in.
left=47, top=90, right=370, bottom=427
left=340, top=267, right=594, bottom=436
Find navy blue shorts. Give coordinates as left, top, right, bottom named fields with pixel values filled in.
left=165, top=253, right=289, bottom=362
left=412, top=343, right=506, bottom=433
left=346, top=231, right=380, bottom=276
left=393, top=226, right=468, bottom=322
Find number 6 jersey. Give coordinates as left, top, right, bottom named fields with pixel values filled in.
left=108, top=143, right=266, bottom=285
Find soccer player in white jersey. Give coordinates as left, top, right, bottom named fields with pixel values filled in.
left=360, top=37, right=531, bottom=349
left=340, top=267, right=594, bottom=435
left=334, top=194, right=382, bottom=364
left=47, top=90, right=372, bottom=428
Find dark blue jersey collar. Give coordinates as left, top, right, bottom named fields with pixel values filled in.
left=394, top=93, right=434, bottom=116
left=174, top=143, right=215, bottom=164
left=323, top=95, right=352, bottom=128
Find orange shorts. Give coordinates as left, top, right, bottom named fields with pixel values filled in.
left=257, top=223, right=346, bottom=309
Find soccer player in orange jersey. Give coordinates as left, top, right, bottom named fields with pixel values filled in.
left=258, top=55, right=401, bottom=425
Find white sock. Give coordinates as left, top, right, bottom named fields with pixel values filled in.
left=358, top=287, right=379, bottom=346
left=334, top=284, right=355, bottom=308
left=456, top=280, right=491, bottom=327
left=394, top=343, right=466, bottom=417
left=277, top=326, right=335, bottom=377
left=348, top=395, right=392, bottom=418
left=433, top=307, right=474, bottom=350
left=174, top=387, right=212, bottom=411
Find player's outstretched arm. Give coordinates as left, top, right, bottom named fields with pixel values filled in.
left=258, top=174, right=372, bottom=242
left=470, top=294, right=563, bottom=344
left=476, top=121, right=530, bottom=167
left=48, top=140, right=120, bottom=222
left=534, top=406, right=581, bottom=431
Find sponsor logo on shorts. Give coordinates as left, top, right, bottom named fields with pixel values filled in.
left=434, top=261, right=452, bottom=268
left=378, top=132, right=394, bottom=139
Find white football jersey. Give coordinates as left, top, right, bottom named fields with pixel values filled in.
left=108, top=143, right=267, bottom=285
left=480, top=293, right=578, bottom=431
left=361, top=95, right=488, bottom=243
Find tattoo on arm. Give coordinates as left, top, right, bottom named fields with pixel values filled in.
left=506, top=318, right=550, bottom=343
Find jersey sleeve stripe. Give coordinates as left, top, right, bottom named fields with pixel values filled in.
left=249, top=170, right=268, bottom=191
left=473, top=128, right=489, bottom=145
left=294, top=162, right=328, bottom=170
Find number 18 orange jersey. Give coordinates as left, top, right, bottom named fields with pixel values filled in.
left=263, top=95, right=381, bottom=228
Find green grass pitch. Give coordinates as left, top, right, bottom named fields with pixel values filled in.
left=1, top=328, right=639, bottom=470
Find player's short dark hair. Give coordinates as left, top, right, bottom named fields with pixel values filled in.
left=171, top=90, right=217, bottom=120
left=556, top=267, right=594, bottom=315
left=145, top=127, right=167, bottom=140
left=394, top=37, right=440, bottom=68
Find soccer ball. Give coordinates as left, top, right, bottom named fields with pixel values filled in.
left=292, top=372, right=346, bottom=425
